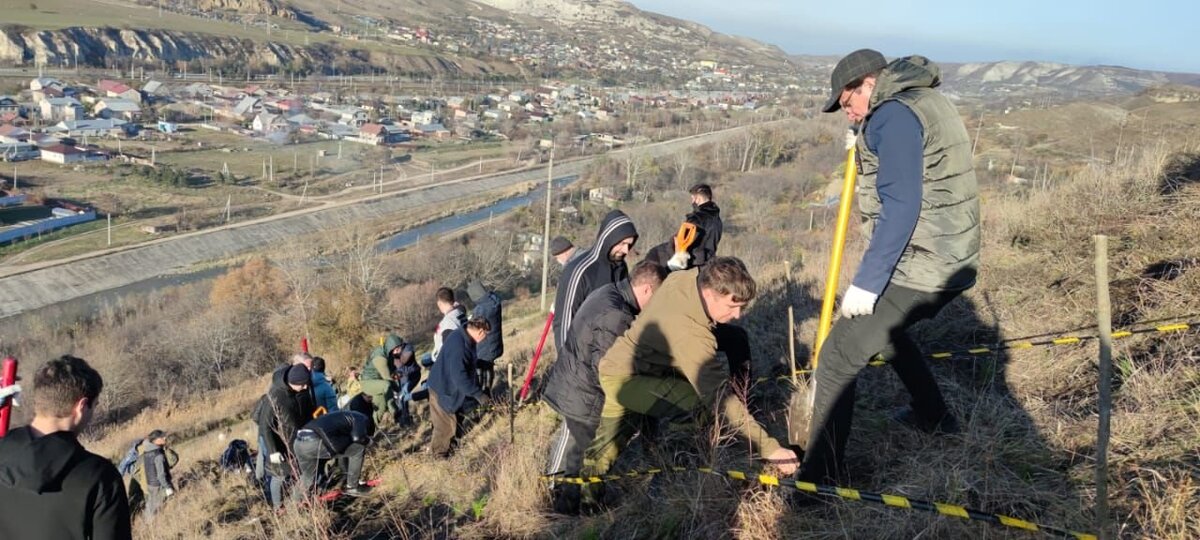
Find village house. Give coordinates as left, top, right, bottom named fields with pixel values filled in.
left=39, top=97, right=85, bottom=122
left=31, top=78, right=67, bottom=101
left=141, top=80, right=164, bottom=102
left=416, top=123, right=451, bottom=139
left=355, top=123, right=409, bottom=145
left=252, top=112, right=290, bottom=134
left=411, top=110, right=438, bottom=126
left=0, top=142, right=40, bottom=162
left=0, top=96, right=21, bottom=117
left=95, top=98, right=143, bottom=121
left=40, top=144, right=105, bottom=165
left=221, top=96, right=262, bottom=121
left=97, top=80, right=142, bottom=103
left=52, top=119, right=137, bottom=138
left=0, top=125, right=29, bottom=144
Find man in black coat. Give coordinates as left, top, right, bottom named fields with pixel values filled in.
left=292, top=397, right=376, bottom=499
left=644, top=183, right=724, bottom=271
left=468, top=280, right=504, bottom=397
left=427, top=318, right=491, bottom=457
left=552, top=209, right=638, bottom=353
left=253, top=364, right=315, bottom=509
left=0, top=355, right=132, bottom=540
left=542, top=261, right=667, bottom=513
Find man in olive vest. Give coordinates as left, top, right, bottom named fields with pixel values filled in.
left=800, top=49, right=980, bottom=485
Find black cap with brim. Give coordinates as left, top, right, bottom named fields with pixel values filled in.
left=822, top=48, right=888, bottom=113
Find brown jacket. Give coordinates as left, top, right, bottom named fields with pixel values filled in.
left=598, top=269, right=781, bottom=454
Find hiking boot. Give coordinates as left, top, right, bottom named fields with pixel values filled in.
left=551, top=483, right=581, bottom=515
left=341, top=486, right=368, bottom=498
left=892, top=407, right=960, bottom=435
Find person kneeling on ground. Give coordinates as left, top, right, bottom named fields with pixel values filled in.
left=426, top=317, right=492, bottom=457
left=292, top=397, right=376, bottom=500
left=581, top=258, right=798, bottom=498
left=359, top=334, right=411, bottom=426
left=391, top=342, right=420, bottom=427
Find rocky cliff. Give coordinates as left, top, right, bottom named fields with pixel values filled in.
left=0, top=26, right=515, bottom=77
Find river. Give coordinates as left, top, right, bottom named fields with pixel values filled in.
left=5, top=174, right=581, bottom=324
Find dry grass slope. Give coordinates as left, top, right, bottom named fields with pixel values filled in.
left=84, top=140, right=1200, bottom=539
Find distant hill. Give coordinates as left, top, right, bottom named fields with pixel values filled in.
left=789, top=54, right=1200, bottom=100
left=471, top=0, right=795, bottom=70
left=1, top=0, right=797, bottom=83
left=943, top=61, right=1200, bottom=98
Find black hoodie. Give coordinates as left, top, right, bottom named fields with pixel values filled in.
left=551, top=209, right=638, bottom=353
left=0, top=426, right=132, bottom=540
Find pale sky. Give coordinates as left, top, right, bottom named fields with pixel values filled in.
left=631, top=0, right=1197, bottom=73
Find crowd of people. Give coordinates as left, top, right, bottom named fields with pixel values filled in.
left=0, top=48, right=980, bottom=534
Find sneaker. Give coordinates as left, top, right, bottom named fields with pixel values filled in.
left=892, top=407, right=960, bottom=435
left=341, top=486, right=368, bottom=498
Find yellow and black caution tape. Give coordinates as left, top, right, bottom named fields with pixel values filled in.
left=769, top=319, right=1197, bottom=380
left=546, top=466, right=1096, bottom=540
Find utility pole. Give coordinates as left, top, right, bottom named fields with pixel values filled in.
left=106, top=214, right=112, bottom=246
left=225, top=195, right=231, bottom=223
left=539, top=145, right=555, bottom=312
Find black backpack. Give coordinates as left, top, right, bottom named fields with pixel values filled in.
left=219, top=439, right=252, bottom=472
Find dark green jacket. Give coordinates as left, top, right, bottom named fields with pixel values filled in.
left=362, top=334, right=403, bottom=381
left=856, top=55, right=980, bottom=293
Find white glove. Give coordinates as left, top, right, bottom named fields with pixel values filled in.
left=164, top=488, right=175, bottom=497
left=667, top=251, right=690, bottom=271
left=844, top=128, right=858, bottom=151
left=840, top=285, right=879, bottom=318
left=0, top=383, right=20, bottom=402
left=268, top=452, right=283, bottom=465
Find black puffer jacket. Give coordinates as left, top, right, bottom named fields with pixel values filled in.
left=552, top=210, right=638, bottom=353
left=543, top=280, right=640, bottom=423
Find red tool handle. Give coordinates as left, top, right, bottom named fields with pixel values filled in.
left=518, top=311, right=554, bottom=401
left=1, top=357, right=17, bottom=438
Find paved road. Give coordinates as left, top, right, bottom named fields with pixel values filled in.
left=0, top=122, right=778, bottom=319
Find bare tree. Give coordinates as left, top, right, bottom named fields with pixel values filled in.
left=336, top=226, right=387, bottom=321
left=671, top=150, right=693, bottom=190
left=623, top=146, right=657, bottom=191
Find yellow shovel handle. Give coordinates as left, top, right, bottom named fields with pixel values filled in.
left=813, top=146, right=859, bottom=368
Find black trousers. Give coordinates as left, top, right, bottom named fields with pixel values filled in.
left=476, top=361, right=495, bottom=398
left=545, top=416, right=600, bottom=478
left=800, top=283, right=960, bottom=483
